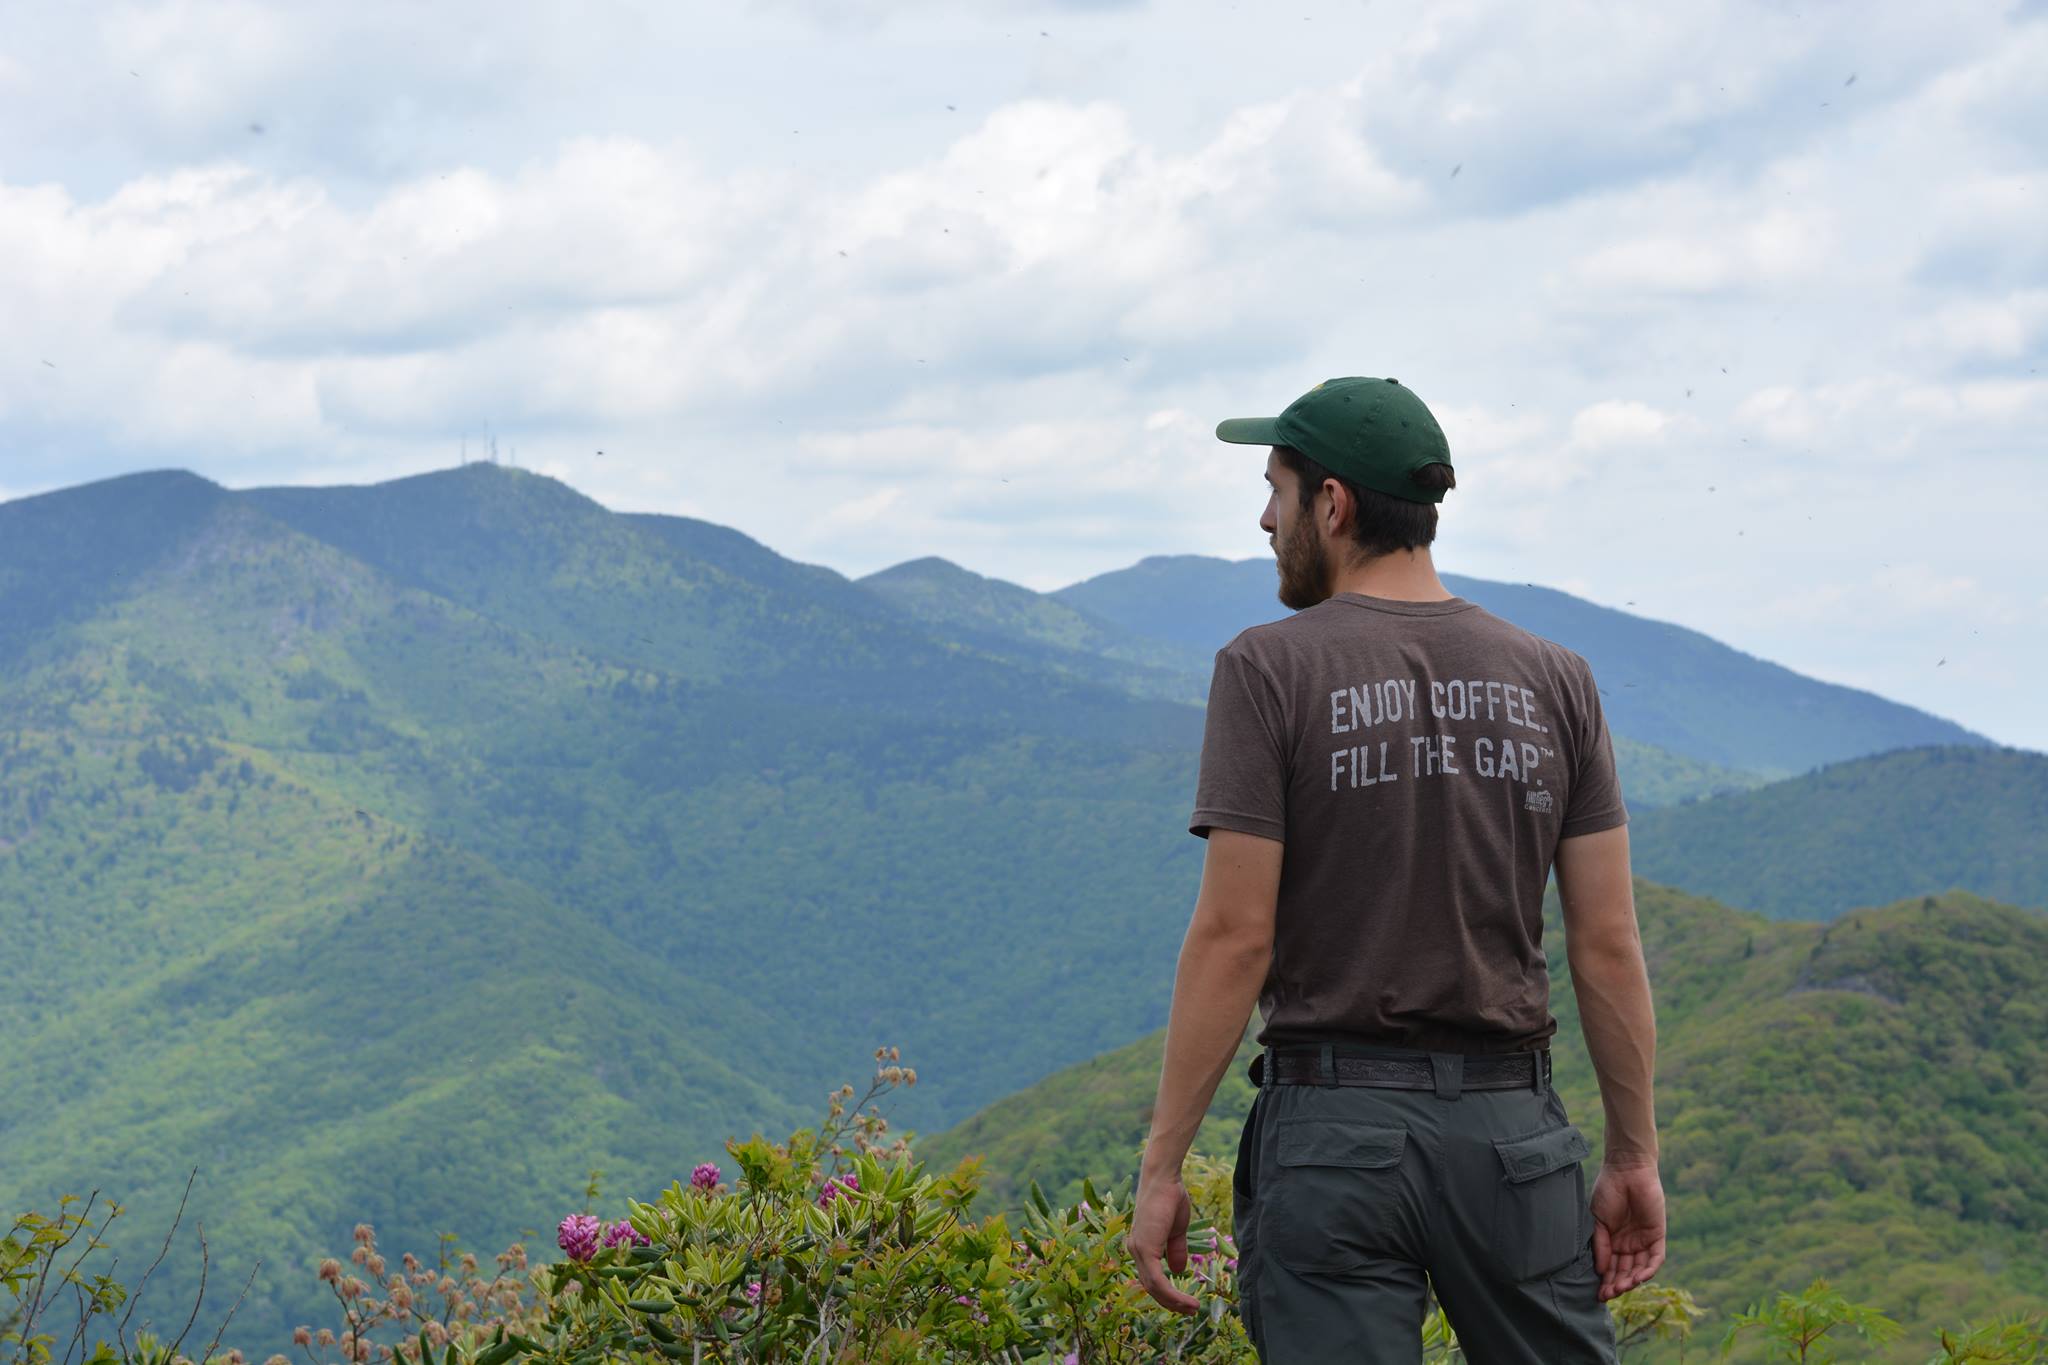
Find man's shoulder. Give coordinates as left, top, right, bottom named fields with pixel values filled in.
left=1460, top=606, right=1591, bottom=676
left=1211, top=607, right=1291, bottom=658
left=1213, top=606, right=1330, bottom=676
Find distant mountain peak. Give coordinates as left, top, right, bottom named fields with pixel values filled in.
left=0, top=467, right=223, bottom=511
left=362, top=461, right=603, bottom=508
left=860, top=555, right=978, bottom=585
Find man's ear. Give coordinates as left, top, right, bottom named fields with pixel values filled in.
left=1321, top=478, right=1351, bottom=537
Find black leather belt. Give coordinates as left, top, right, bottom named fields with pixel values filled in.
left=1252, top=1045, right=1550, bottom=1093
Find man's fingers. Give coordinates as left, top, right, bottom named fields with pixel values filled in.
left=1133, top=1253, right=1199, bottom=1314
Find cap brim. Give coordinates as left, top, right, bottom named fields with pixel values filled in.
left=1215, top=416, right=1283, bottom=445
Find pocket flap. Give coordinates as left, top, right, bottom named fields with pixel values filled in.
left=1275, top=1117, right=1407, bottom=1169
left=1493, top=1124, right=1591, bottom=1183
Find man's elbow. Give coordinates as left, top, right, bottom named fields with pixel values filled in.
left=1565, top=929, right=1647, bottom=979
left=1188, top=909, right=1274, bottom=963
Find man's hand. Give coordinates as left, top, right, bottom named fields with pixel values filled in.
left=1589, top=1160, right=1666, bottom=1301
left=1127, top=1169, right=1199, bottom=1315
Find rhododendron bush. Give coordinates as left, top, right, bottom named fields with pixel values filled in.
left=8, top=1046, right=1829, bottom=1364
left=501, top=1047, right=1253, bottom=1362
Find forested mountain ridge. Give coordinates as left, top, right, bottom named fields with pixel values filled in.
left=1628, top=742, right=2048, bottom=917
left=857, top=555, right=1210, bottom=704
left=1, top=465, right=1209, bottom=1340
left=918, top=884, right=2048, bottom=1362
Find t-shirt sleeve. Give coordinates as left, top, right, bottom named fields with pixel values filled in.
left=1189, top=642, right=1288, bottom=842
left=1560, top=654, right=1628, bottom=839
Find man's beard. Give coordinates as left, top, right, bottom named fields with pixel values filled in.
left=1275, top=510, right=1331, bottom=611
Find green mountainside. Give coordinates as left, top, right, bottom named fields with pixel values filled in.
left=1053, top=555, right=1994, bottom=779
left=0, top=467, right=1210, bottom=1340
left=1609, top=733, right=1771, bottom=807
left=1628, top=744, right=2048, bottom=917
left=0, top=724, right=808, bottom=1345
left=918, top=884, right=2048, bottom=1360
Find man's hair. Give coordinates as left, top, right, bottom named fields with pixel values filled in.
left=1274, top=445, right=1456, bottom=559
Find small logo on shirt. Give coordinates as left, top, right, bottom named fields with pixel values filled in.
left=1524, top=788, right=1554, bottom=812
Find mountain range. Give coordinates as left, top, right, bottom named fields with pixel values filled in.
left=2, top=461, right=2038, bottom=1345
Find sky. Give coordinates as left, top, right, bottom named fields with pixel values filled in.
left=1, top=0, right=2043, bottom=749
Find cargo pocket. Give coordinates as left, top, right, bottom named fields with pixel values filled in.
left=1491, top=1122, right=1592, bottom=1281
left=1232, top=1090, right=1262, bottom=1228
left=1262, top=1117, right=1409, bottom=1275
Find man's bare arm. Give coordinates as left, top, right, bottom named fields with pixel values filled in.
left=1140, top=828, right=1280, bottom=1179
left=1554, top=822, right=1658, bottom=1164
left=1129, top=829, right=1279, bottom=1315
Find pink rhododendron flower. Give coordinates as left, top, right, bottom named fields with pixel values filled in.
left=690, top=1163, right=720, bottom=1191
left=556, top=1214, right=602, bottom=1262
left=601, top=1219, right=650, bottom=1248
left=815, top=1172, right=861, bottom=1206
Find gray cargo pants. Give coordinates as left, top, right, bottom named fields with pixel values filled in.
left=1232, top=1046, right=1617, bottom=1364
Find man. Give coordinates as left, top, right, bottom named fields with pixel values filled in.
left=1127, top=376, right=1664, bottom=1363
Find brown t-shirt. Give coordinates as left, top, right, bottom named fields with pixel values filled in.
left=1188, top=589, right=1628, bottom=1054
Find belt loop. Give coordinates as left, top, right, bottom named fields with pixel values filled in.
left=1430, top=1052, right=1463, bottom=1101
left=1533, top=1049, right=1549, bottom=1097
left=1318, top=1042, right=1338, bottom=1088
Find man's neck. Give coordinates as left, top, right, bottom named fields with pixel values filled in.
left=1327, top=550, right=1454, bottom=603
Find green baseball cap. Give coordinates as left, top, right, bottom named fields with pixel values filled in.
left=1216, top=376, right=1453, bottom=504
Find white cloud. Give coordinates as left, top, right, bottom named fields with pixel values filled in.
left=1734, top=376, right=2047, bottom=454
left=1924, top=293, right=2048, bottom=359
left=1569, top=400, right=1673, bottom=451
left=1433, top=405, right=1549, bottom=460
